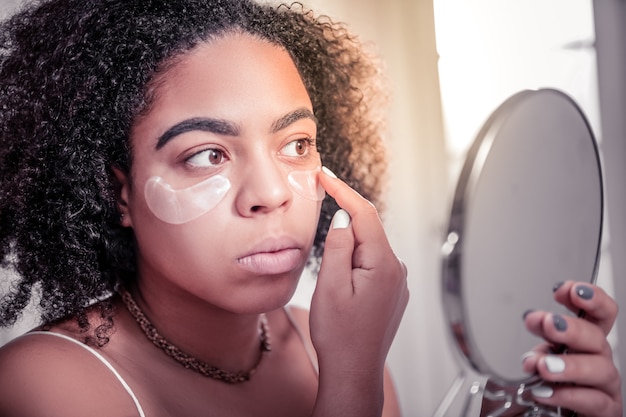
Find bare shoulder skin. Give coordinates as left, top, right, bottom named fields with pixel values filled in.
left=0, top=302, right=403, bottom=417
left=0, top=300, right=320, bottom=417
left=0, top=326, right=139, bottom=417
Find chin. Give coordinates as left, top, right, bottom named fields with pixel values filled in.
left=237, top=271, right=303, bottom=314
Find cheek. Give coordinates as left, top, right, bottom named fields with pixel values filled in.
left=131, top=209, right=232, bottom=285
left=287, top=167, right=325, bottom=202
left=297, top=198, right=323, bottom=245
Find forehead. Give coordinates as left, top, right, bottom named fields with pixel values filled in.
left=133, top=33, right=312, bottom=135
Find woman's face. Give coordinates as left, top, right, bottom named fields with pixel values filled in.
left=120, top=33, right=323, bottom=313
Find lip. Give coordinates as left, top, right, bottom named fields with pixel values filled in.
left=236, top=237, right=304, bottom=275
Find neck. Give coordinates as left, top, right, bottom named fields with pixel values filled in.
left=124, top=281, right=267, bottom=376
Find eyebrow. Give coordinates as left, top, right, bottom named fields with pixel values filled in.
left=270, top=108, right=318, bottom=134
left=156, top=118, right=239, bottom=149
left=155, top=108, right=317, bottom=150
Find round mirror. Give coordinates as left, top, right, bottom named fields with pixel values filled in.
left=441, top=88, right=603, bottom=387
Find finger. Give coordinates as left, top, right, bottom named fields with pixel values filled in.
left=533, top=353, right=621, bottom=395
left=553, top=281, right=618, bottom=336
left=318, top=166, right=375, bottom=215
left=316, top=209, right=355, bottom=294
left=531, top=384, right=622, bottom=417
left=318, top=167, right=387, bottom=245
left=524, top=311, right=611, bottom=354
left=397, top=257, right=408, bottom=279
left=521, top=343, right=552, bottom=374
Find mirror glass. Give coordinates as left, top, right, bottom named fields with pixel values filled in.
left=441, top=88, right=603, bottom=386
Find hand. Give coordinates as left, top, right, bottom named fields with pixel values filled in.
left=522, top=280, right=622, bottom=417
left=310, top=167, right=408, bottom=388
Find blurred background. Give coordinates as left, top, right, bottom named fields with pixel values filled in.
left=1, top=0, right=624, bottom=415
left=290, top=1, right=626, bottom=415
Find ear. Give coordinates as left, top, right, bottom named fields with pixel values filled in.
left=111, top=166, right=133, bottom=228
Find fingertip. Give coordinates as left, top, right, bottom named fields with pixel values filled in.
left=331, top=209, right=351, bottom=229
left=521, top=352, right=539, bottom=374
left=521, top=350, right=538, bottom=364
left=523, top=309, right=535, bottom=320
left=523, top=309, right=546, bottom=334
left=552, top=313, right=568, bottom=332
left=543, top=355, right=566, bottom=373
left=318, top=165, right=340, bottom=196
left=531, top=385, right=554, bottom=399
left=321, top=165, right=337, bottom=179
left=574, top=284, right=595, bottom=301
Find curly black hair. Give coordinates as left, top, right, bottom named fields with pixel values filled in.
left=0, top=0, right=388, bottom=331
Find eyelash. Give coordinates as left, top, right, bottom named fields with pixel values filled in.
left=182, top=137, right=317, bottom=169
left=283, top=138, right=316, bottom=158
left=184, top=147, right=228, bottom=169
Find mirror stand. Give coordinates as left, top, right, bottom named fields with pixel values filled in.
left=432, top=370, right=486, bottom=417
left=433, top=372, right=573, bottom=417
left=484, top=381, right=569, bottom=417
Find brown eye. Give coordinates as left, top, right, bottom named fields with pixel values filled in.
left=186, top=148, right=226, bottom=168
left=282, top=138, right=313, bottom=157
left=207, top=149, right=223, bottom=164
left=295, top=140, right=306, bottom=155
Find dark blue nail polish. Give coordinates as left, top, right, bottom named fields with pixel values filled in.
left=576, top=285, right=594, bottom=300
left=552, top=281, right=564, bottom=292
left=523, top=309, right=535, bottom=320
left=553, top=314, right=568, bottom=332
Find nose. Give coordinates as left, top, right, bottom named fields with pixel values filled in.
left=235, top=158, right=292, bottom=217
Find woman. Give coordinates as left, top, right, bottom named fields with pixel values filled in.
left=0, top=1, right=404, bottom=415
left=0, top=0, right=620, bottom=416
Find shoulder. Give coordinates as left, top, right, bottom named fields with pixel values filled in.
left=285, top=305, right=310, bottom=327
left=0, top=331, right=138, bottom=417
left=284, top=305, right=315, bottom=347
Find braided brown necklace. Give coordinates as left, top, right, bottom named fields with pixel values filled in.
left=119, top=288, right=271, bottom=384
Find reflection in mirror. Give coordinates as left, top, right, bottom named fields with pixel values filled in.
left=436, top=89, right=603, bottom=416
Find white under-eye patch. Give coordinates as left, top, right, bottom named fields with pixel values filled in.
left=144, top=175, right=231, bottom=224
left=287, top=167, right=325, bottom=201
left=144, top=167, right=324, bottom=225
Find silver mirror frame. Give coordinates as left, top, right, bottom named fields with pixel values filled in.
left=437, top=88, right=603, bottom=416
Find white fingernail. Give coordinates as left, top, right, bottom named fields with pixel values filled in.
left=531, top=385, right=554, bottom=398
left=520, top=351, right=537, bottom=363
left=545, top=355, right=566, bottom=373
left=322, top=166, right=337, bottom=178
left=332, top=209, right=350, bottom=229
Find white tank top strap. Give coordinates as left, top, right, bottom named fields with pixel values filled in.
left=283, top=306, right=319, bottom=375
left=26, top=331, right=146, bottom=417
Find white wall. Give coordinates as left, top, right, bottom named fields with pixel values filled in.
left=593, top=0, right=626, bottom=405
left=0, top=0, right=21, bottom=19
